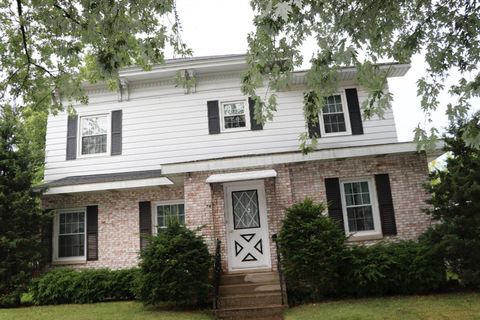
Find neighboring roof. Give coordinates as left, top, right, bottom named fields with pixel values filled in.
left=41, top=169, right=163, bottom=188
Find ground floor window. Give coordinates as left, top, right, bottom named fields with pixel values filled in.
left=154, top=201, right=185, bottom=231
left=340, top=178, right=381, bottom=235
left=54, top=208, right=86, bottom=261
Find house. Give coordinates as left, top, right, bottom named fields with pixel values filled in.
left=40, top=54, right=440, bottom=318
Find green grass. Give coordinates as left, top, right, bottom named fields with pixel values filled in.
left=285, top=292, right=480, bottom=320
left=0, top=301, right=213, bottom=320
left=3, top=293, right=479, bottom=320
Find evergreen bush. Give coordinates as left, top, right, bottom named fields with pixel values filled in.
left=136, top=222, right=211, bottom=306
left=278, top=198, right=347, bottom=302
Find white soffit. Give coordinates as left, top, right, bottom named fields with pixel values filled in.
left=206, top=170, right=277, bottom=184
left=44, top=177, right=173, bottom=195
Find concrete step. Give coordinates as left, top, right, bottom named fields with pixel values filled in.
left=218, top=292, right=283, bottom=309
left=220, top=271, right=279, bottom=285
left=219, top=282, right=281, bottom=295
left=216, top=304, right=285, bottom=320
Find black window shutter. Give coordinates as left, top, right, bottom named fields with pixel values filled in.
left=375, top=174, right=397, bottom=236
left=41, top=216, right=53, bottom=263
left=111, top=110, right=122, bottom=155
left=345, top=88, right=364, bottom=135
left=86, top=205, right=99, bottom=261
left=207, top=100, right=220, bottom=134
left=139, top=201, right=152, bottom=250
left=324, top=178, right=345, bottom=231
left=66, top=115, right=78, bottom=160
left=308, top=116, right=321, bottom=138
left=248, top=97, right=263, bottom=130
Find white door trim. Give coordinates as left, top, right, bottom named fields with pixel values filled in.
left=224, top=180, right=272, bottom=271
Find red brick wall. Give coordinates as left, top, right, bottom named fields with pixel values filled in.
left=289, top=153, right=432, bottom=240
left=42, top=186, right=183, bottom=269
left=42, top=152, right=432, bottom=271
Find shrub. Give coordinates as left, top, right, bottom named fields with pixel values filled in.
left=279, top=199, right=447, bottom=305
left=278, top=198, right=347, bottom=302
left=339, top=240, right=447, bottom=297
left=30, top=268, right=139, bottom=305
left=136, top=222, right=211, bottom=306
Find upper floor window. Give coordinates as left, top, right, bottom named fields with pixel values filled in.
left=54, top=208, right=86, bottom=261
left=80, top=115, right=108, bottom=155
left=319, top=94, right=351, bottom=136
left=154, top=201, right=185, bottom=232
left=340, top=178, right=381, bottom=236
left=221, top=101, right=249, bottom=131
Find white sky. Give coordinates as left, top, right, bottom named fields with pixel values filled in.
left=174, top=0, right=477, bottom=142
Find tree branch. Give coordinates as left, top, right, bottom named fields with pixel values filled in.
left=53, top=3, right=81, bottom=26
left=16, top=0, right=31, bottom=64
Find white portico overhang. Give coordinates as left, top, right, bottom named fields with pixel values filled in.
left=38, top=170, right=173, bottom=195
left=161, top=141, right=445, bottom=175
left=205, top=170, right=277, bottom=184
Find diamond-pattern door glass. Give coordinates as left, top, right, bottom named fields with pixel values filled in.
left=232, top=190, right=260, bottom=229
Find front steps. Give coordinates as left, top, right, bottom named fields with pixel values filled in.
left=215, top=270, right=286, bottom=320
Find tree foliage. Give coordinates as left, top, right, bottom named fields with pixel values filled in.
left=423, top=112, right=480, bottom=287
left=0, top=106, right=44, bottom=306
left=0, top=0, right=190, bottom=177
left=243, top=0, right=480, bottom=152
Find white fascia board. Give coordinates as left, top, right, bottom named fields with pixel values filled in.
left=206, top=170, right=277, bottom=184
left=44, top=177, right=173, bottom=195
left=161, top=141, right=444, bottom=175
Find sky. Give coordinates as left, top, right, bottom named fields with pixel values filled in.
left=173, top=0, right=476, bottom=142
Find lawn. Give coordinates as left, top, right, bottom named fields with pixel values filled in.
left=285, top=292, right=480, bottom=320
left=0, top=301, right=213, bottom=320
left=2, top=293, right=479, bottom=320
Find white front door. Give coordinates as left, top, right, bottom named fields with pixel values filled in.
left=225, top=181, right=271, bottom=271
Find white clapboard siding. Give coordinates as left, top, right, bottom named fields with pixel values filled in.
left=44, top=74, right=398, bottom=182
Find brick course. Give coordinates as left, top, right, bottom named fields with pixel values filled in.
left=42, top=152, right=432, bottom=271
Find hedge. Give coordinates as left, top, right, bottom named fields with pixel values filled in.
left=30, top=268, right=139, bottom=305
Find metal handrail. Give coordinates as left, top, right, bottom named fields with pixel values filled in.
left=272, top=233, right=286, bottom=306
left=212, top=238, right=222, bottom=310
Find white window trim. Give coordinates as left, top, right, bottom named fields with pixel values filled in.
left=77, top=113, right=110, bottom=158
left=220, top=99, right=251, bottom=132
left=318, top=91, right=352, bottom=137
left=151, top=200, right=185, bottom=234
left=339, top=177, right=382, bottom=240
left=53, top=207, right=87, bottom=263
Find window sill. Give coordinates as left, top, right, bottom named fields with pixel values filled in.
left=52, top=259, right=87, bottom=266
left=321, top=132, right=352, bottom=138
left=347, top=232, right=383, bottom=242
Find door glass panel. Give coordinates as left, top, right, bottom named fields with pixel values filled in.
left=232, top=190, right=260, bottom=229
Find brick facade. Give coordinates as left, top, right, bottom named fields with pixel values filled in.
left=42, top=152, right=432, bottom=271
left=42, top=186, right=184, bottom=269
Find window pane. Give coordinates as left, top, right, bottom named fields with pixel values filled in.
left=157, top=204, right=185, bottom=229
left=223, top=103, right=245, bottom=116
left=224, top=115, right=246, bottom=129
left=232, top=190, right=260, bottom=229
left=81, top=116, right=107, bottom=136
left=59, top=234, right=85, bottom=258
left=347, top=206, right=374, bottom=232
left=323, top=95, right=343, bottom=113
left=82, top=135, right=107, bottom=155
left=323, top=113, right=346, bottom=133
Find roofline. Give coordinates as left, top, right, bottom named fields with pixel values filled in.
left=160, top=140, right=444, bottom=175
